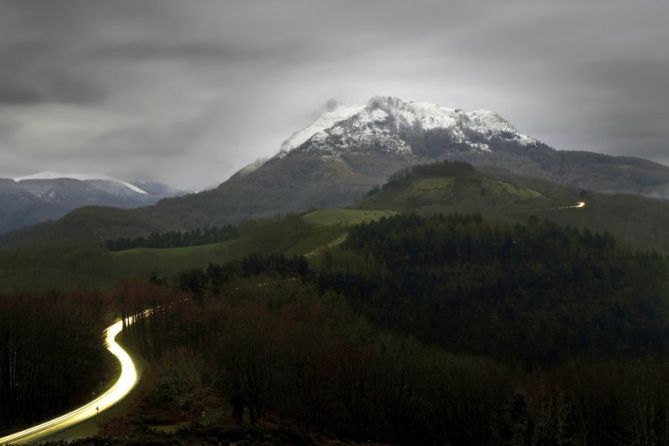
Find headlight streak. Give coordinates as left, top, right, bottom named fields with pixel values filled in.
left=0, top=313, right=145, bottom=445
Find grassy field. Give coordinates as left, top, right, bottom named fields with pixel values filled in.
left=0, top=213, right=351, bottom=292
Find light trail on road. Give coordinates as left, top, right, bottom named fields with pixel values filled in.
left=561, top=201, right=586, bottom=209
left=512, top=201, right=587, bottom=214
left=0, top=317, right=140, bottom=445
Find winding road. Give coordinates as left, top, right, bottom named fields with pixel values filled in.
left=562, top=201, right=586, bottom=209
left=511, top=200, right=587, bottom=214
left=0, top=317, right=141, bottom=445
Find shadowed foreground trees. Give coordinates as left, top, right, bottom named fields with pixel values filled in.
left=119, top=273, right=669, bottom=445
left=0, top=292, right=107, bottom=432
left=132, top=213, right=669, bottom=445
left=121, top=280, right=512, bottom=445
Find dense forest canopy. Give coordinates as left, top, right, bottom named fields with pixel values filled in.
left=173, top=214, right=669, bottom=368
left=331, top=213, right=669, bottom=366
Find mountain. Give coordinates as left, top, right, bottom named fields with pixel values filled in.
left=159, top=95, right=669, bottom=219
left=144, top=98, right=554, bottom=225
left=3, top=96, right=669, bottom=246
left=0, top=172, right=184, bottom=235
left=276, top=96, right=669, bottom=199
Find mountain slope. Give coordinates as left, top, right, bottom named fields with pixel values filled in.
left=357, top=161, right=669, bottom=253
left=0, top=173, right=184, bottom=234
left=14, top=171, right=148, bottom=194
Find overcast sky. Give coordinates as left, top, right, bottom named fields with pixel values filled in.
left=0, top=0, right=667, bottom=189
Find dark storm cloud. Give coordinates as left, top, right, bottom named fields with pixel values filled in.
left=0, top=83, right=45, bottom=105
left=0, top=0, right=667, bottom=188
left=0, top=76, right=105, bottom=105
left=0, top=36, right=105, bottom=105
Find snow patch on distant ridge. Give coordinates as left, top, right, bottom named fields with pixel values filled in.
left=14, top=171, right=148, bottom=194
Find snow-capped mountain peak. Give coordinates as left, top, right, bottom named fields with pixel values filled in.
left=362, top=96, right=514, bottom=132
left=280, top=99, right=365, bottom=153
left=14, top=171, right=148, bottom=194
left=278, top=96, right=537, bottom=159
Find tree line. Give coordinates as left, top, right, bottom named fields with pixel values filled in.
left=104, top=225, right=238, bottom=251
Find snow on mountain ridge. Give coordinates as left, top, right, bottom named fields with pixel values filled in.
left=14, top=172, right=148, bottom=194
left=279, top=96, right=537, bottom=159
left=280, top=101, right=365, bottom=153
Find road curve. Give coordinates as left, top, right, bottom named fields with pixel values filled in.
left=561, top=201, right=586, bottom=209
left=0, top=317, right=140, bottom=445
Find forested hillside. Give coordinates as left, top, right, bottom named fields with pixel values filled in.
left=358, top=161, right=669, bottom=253
left=324, top=213, right=669, bottom=366
left=102, top=213, right=669, bottom=445
left=6, top=212, right=668, bottom=445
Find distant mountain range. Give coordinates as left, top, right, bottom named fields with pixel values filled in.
left=2, top=96, right=669, bottom=245
left=0, top=172, right=185, bottom=234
